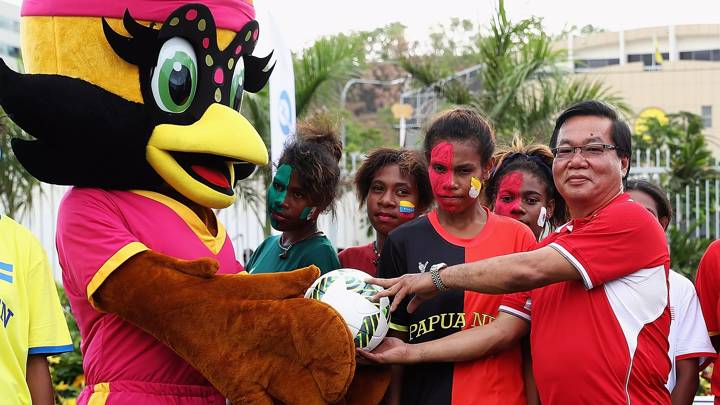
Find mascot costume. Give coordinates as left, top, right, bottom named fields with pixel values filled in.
left=0, top=0, right=389, bottom=403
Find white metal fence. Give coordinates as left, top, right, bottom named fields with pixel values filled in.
left=629, top=148, right=720, bottom=239
left=18, top=153, right=372, bottom=281
left=17, top=148, right=720, bottom=280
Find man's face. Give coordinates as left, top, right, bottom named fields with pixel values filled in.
left=552, top=115, right=628, bottom=214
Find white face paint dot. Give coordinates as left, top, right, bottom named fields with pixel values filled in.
left=173, top=61, right=182, bottom=72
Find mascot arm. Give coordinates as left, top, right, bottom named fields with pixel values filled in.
left=93, top=250, right=356, bottom=405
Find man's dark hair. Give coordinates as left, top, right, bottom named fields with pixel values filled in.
left=550, top=101, right=632, bottom=178
left=423, top=107, right=496, bottom=166
left=354, top=148, right=433, bottom=213
left=625, top=179, right=672, bottom=229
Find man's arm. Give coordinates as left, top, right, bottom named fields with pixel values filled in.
left=671, top=358, right=699, bottom=405
left=26, top=355, right=55, bottom=405
left=442, top=247, right=580, bottom=294
left=372, top=247, right=578, bottom=313
left=359, top=312, right=529, bottom=364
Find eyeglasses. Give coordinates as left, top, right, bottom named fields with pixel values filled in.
left=551, top=143, right=620, bottom=159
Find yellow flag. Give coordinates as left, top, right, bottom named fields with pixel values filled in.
left=654, top=36, right=664, bottom=64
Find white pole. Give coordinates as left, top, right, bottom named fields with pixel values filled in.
left=399, top=117, right=406, bottom=147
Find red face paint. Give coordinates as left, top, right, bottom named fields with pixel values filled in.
left=429, top=142, right=455, bottom=210
left=494, top=171, right=524, bottom=218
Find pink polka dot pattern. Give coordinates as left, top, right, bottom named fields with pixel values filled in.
left=235, top=45, right=242, bottom=55
left=202, top=37, right=210, bottom=49
left=252, top=30, right=258, bottom=41
left=214, top=68, right=224, bottom=85
left=185, top=8, right=197, bottom=21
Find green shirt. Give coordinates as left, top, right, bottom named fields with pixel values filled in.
left=246, top=234, right=341, bottom=275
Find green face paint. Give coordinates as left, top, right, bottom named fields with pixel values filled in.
left=300, top=206, right=317, bottom=221
left=267, top=164, right=292, bottom=227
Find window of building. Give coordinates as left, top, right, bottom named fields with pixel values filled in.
left=679, top=49, right=720, bottom=61
left=574, top=58, right=620, bottom=70
left=0, top=16, right=18, bottom=32
left=627, top=53, right=669, bottom=66
left=0, top=43, right=20, bottom=58
left=702, top=105, right=712, bottom=128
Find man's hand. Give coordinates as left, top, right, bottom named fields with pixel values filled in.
left=368, top=273, right=438, bottom=313
left=357, top=337, right=419, bottom=364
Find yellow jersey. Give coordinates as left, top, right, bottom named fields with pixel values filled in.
left=0, top=216, right=72, bottom=405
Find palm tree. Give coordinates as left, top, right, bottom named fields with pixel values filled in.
left=0, top=111, right=39, bottom=220
left=239, top=33, right=367, bottom=236
left=399, top=0, right=628, bottom=144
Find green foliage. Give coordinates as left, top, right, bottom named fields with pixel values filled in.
left=344, top=118, right=386, bottom=153
left=668, top=227, right=713, bottom=280
left=397, top=18, right=482, bottom=88
left=239, top=32, right=368, bottom=237
left=398, top=0, right=627, bottom=144
left=632, top=112, right=715, bottom=194
left=631, top=111, right=717, bottom=278
left=293, top=34, right=366, bottom=117
left=50, top=285, right=84, bottom=402
left=0, top=113, right=39, bottom=220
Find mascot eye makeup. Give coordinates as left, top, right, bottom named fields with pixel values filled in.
left=103, top=4, right=273, bottom=122
left=151, top=37, right=198, bottom=113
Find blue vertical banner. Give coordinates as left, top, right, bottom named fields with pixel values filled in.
left=255, top=2, right=296, bottom=168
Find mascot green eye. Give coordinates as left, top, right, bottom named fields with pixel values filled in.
left=151, top=37, right=198, bottom=113
left=229, top=57, right=245, bottom=111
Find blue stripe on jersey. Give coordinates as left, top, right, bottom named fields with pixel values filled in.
left=0, top=272, right=12, bottom=284
left=28, top=344, right=74, bottom=355
left=0, top=261, right=12, bottom=272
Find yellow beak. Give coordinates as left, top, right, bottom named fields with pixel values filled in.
left=146, top=103, right=268, bottom=209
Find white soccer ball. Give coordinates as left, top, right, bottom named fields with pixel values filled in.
left=305, top=268, right=390, bottom=351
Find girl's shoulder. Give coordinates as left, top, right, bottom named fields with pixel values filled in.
left=387, top=214, right=433, bottom=242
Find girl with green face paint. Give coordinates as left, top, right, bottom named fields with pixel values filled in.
left=246, top=118, right=343, bottom=275
left=266, top=163, right=319, bottom=230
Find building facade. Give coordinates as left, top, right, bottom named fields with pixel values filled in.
left=0, top=1, right=19, bottom=71
left=559, top=25, right=720, bottom=153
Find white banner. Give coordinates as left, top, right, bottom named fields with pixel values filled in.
left=254, top=3, right=296, bottom=167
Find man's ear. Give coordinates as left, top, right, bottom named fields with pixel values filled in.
left=620, top=155, right=630, bottom=177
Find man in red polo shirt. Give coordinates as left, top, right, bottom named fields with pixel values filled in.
left=366, top=101, right=671, bottom=404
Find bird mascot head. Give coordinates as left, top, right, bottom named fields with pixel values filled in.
left=0, top=1, right=391, bottom=403
left=5, top=0, right=272, bottom=208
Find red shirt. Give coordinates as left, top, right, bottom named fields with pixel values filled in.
left=338, top=242, right=378, bottom=277
left=695, top=240, right=720, bottom=401
left=501, top=193, right=671, bottom=404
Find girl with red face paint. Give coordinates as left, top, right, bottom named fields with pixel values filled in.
left=339, top=148, right=433, bottom=277
left=487, top=137, right=568, bottom=240
left=375, top=108, right=537, bottom=405
left=245, top=117, right=343, bottom=275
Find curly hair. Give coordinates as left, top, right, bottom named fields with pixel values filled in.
left=423, top=107, right=496, bottom=166
left=278, top=115, right=342, bottom=213
left=354, top=147, right=433, bottom=212
left=486, top=136, right=568, bottom=226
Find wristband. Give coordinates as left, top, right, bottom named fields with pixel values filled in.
left=430, top=263, right=449, bottom=292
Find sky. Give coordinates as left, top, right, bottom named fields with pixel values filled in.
left=5, top=0, right=719, bottom=51
left=257, top=0, right=720, bottom=51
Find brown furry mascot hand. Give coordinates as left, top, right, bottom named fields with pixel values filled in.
left=93, top=251, right=356, bottom=404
